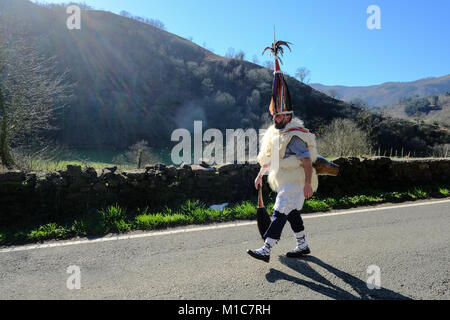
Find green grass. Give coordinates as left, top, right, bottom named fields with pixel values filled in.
left=1, top=185, right=449, bottom=246
left=98, top=204, right=132, bottom=233
left=19, top=159, right=136, bottom=171
left=135, top=213, right=194, bottom=229
left=27, top=223, right=71, bottom=242
left=439, top=187, right=449, bottom=197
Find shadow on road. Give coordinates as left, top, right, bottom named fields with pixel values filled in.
left=265, top=255, right=412, bottom=300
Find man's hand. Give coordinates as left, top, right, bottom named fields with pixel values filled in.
left=301, top=157, right=313, bottom=199
left=255, top=164, right=269, bottom=190
left=255, top=175, right=263, bottom=190
left=304, top=182, right=313, bottom=199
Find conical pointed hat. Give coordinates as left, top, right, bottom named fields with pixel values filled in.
left=269, top=58, right=293, bottom=115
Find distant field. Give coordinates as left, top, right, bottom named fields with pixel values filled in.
left=7, top=147, right=175, bottom=171
left=69, top=147, right=173, bottom=165
left=21, top=159, right=135, bottom=171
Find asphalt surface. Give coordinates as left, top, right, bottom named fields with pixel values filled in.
left=1, top=199, right=449, bottom=300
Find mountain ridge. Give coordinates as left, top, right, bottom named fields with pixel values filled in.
left=311, top=74, right=450, bottom=107
left=1, top=0, right=449, bottom=157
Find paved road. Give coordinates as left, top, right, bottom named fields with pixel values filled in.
left=1, top=199, right=449, bottom=300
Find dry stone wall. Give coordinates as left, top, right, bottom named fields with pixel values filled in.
left=0, top=157, right=449, bottom=226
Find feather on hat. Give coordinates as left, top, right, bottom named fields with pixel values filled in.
left=262, top=36, right=294, bottom=116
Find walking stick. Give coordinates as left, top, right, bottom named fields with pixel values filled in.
left=256, top=185, right=271, bottom=240
left=255, top=157, right=338, bottom=240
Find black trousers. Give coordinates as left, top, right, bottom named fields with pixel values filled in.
left=263, top=209, right=305, bottom=240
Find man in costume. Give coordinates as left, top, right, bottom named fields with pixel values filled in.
left=247, top=40, right=319, bottom=263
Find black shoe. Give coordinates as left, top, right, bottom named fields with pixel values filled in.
left=286, top=247, right=311, bottom=258
left=247, top=250, right=270, bottom=263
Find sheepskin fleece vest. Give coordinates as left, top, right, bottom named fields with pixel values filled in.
left=257, top=117, right=319, bottom=193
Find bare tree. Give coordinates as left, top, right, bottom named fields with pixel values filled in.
left=36, top=2, right=94, bottom=11
left=120, top=11, right=132, bottom=18
left=295, top=67, right=311, bottom=83
left=118, top=10, right=166, bottom=30
left=225, top=47, right=245, bottom=60
left=431, top=143, right=449, bottom=158
left=0, top=38, right=72, bottom=169
left=234, top=50, right=245, bottom=60
left=431, top=95, right=439, bottom=106
left=252, top=54, right=260, bottom=65
left=225, top=47, right=235, bottom=58
left=112, top=140, right=162, bottom=168
left=263, top=60, right=274, bottom=71
left=316, top=118, right=373, bottom=158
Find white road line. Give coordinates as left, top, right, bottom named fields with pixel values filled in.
left=303, top=198, right=450, bottom=219
left=1, top=199, right=449, bottom=254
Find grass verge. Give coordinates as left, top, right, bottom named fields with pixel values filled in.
left=1, top=185, right=449, bottom=246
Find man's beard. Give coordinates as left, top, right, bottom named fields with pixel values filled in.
left=274, top=119, right=287, bottom=129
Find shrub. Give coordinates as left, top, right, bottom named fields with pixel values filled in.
left=316, top=118, right=373, bottom=157
left=71, top=220, right=87, bottom=236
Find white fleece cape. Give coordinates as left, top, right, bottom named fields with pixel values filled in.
left=257, top=117, right=319, bottom=193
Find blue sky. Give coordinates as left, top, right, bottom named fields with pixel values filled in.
left=36, top=0, right=450, bottom=86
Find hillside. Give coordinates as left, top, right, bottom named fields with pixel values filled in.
left=1, top=0, right=449, bottom=157
left=381, top=92, right=450, bottom=127
left=311, top=75, right=450, bottom=108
